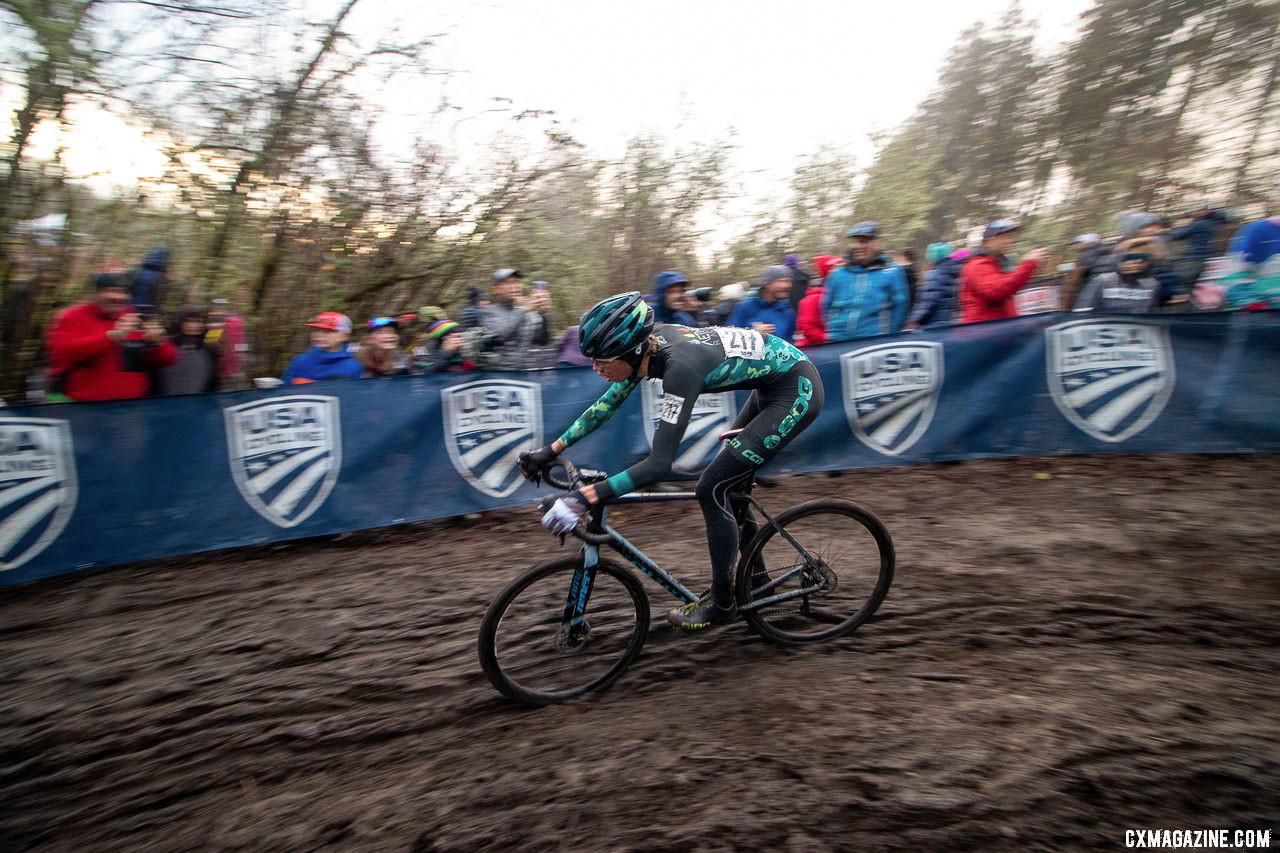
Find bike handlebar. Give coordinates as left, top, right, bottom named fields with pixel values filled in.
left=534, top=459, right=615, bottom=546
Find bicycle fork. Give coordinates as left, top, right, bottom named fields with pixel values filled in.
left=558, top=544, right=598, bottom=649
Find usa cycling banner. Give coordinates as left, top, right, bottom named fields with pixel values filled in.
left=3, top=311, right=1279, bottom=586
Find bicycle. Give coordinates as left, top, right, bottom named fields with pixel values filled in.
left=477, top=434, right=895, bottom=706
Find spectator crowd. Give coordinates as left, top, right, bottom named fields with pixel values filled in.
left=32, top=182, right=1280, bottom=402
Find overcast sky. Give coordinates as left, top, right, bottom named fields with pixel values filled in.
left=382, top=0, right=1093, bottom=194
left=17, top=0, right=1095, bottom=235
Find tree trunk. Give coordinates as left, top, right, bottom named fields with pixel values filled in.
left=1230, top=28, right=1280, bottom=200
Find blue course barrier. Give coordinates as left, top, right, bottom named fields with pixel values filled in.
left=2, top=311, right=1279, bottom=586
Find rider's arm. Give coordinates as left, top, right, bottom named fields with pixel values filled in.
left=589, top=366, right=700, bottom=504
left=554, top=378, right=641, bottom=453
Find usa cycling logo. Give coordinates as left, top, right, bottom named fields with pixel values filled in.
left=1046, top=320, right=1174, bottom=443
left=841, top=341, right=944, bottom=456
left=443, top=380, right=541, bottom=498
left=224, top=396, right=341, bottom=527
left=0, top=418, right=77, bottom=571
left=641, top=379, right=735, bottom=470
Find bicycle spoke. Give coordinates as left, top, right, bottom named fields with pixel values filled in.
left=482, top=559, right=646, bottom=703
left=740, top=502, right=892, bottom=643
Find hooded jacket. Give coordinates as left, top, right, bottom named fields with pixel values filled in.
left=1073, top=238, right=1166, bottom=313
left=129, top=248, right=170, bottom=313
left=1169, top=211, right=1227, bottom=265
left=909, top=250, right=970, bottom=328
left=821, top=254, right=909, bottom=341
left=958, top=249, right=1040, bottom=323
left=795, top=256, right=842, bottom=347
left=282, top=346, right=363, bottom=383
left=650, top=275, right=698, bottom=326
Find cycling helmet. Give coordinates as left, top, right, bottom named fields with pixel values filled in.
left=578, top=291, right=654, bottom=360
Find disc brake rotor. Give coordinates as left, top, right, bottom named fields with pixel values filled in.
left=555, top=619, right=591, bottom=651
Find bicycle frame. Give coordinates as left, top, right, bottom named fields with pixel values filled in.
left=560, top=485, right=828, bottom=633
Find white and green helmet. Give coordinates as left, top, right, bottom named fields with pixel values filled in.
left=578, top=291, right=654, bottom=360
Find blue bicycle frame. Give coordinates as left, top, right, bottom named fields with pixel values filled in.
left=559, top=486, right=827, bottom=637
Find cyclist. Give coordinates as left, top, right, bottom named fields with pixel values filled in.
left=518, top=291, right=824, bottom=631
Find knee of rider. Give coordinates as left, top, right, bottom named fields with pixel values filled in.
left=695, top=475, right=718, bottom=506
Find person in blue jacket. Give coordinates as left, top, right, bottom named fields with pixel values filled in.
left=650, top=271, right=699, bottom=326
left=906, top=248, right=971, bottom=330
left=729, top=265, right=796, bottom=342
left=1222, top=183, right=1280, bottom=309
left=281, top=312, right=363, bottom=384
left=128, top=247, right=170, bottom=314
left=1169, top=203, right=1229, bottom=292
left=822, top=222, right=910, bottom=341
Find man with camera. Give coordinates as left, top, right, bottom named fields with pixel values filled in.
left=46, top=273, right=176, bottom=401
left=475, top=269, right=542, bottom=371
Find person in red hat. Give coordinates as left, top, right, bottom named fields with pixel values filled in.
left=281, top=312, right=362, bottom=383
left=795, top=255, right=842, bottom=347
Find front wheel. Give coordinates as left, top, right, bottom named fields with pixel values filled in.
left=737, top=499, right=894, bottom=645
left=478, top=555, right=649, bottom=706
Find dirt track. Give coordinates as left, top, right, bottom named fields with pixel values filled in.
left=1, top=454, right=1278, bottom=851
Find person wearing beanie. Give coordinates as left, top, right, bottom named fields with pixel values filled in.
left=1092, top=212, right=1182, bottom=306
left=796, top=255, right=842, bottom=346
left=782, top=253, right=812, bottom=309
left=154, top=305, right=220, bottom=394
left=457, top=288, right=488, bottom=330
left=418, top=318, right=476, bottom=373
left=1073, top=237, right=1167, bottom=314
left=46, top=273, right=177, bottom=401
left=728, top=265, right=796, bottom=342
left=958, top=220, right=1048, bottom=323
left=281, top=311, right=362, bottom=383
left=925, top=241, right=955, bottom=268
left=907, top=248, right=972, bottom=330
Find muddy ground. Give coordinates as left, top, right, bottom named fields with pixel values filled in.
left=1, top=454, right=1278, bottom=851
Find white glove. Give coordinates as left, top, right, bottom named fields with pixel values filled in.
left=542, top=493, right=587, bottom=535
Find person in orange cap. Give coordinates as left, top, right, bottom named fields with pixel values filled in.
left=281, top=311, right=362, bottom=383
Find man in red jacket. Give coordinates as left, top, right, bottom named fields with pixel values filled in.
left=958, top=220, right=1048, bottom=323
left=47, top=274, right=177, bottom=401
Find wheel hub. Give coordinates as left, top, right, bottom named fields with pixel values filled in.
left=555, top=619, right=590, bottom=651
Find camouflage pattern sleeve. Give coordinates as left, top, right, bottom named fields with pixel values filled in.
left=557, top=378, right=641, bottom=449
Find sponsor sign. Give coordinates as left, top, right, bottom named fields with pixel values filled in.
left=0, top=418, right=76, bottom=571
left=443, top=379, right=542, bottom=498
left=641, top=379, right=736, bottom=470
left=1046, top=320, right=1175, bottom=443
left=224, top=396, right=341, bottom=527
left=840, top=341, right=944, bottom=456
left=1016, top=285, right=1061, bottom=315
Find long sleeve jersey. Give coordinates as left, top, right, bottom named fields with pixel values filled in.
left=556, top=324, right=810, bottom=501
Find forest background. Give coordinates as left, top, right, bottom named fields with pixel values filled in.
left=2, top=0, right=1278, bottom=394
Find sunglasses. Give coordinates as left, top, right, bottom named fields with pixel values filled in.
left=1122, top=253, right=1150, bottom=263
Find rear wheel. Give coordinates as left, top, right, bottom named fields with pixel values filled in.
left=737, top=499, right=893, bottom=645
left=478, top=555, right=649, bottom=706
